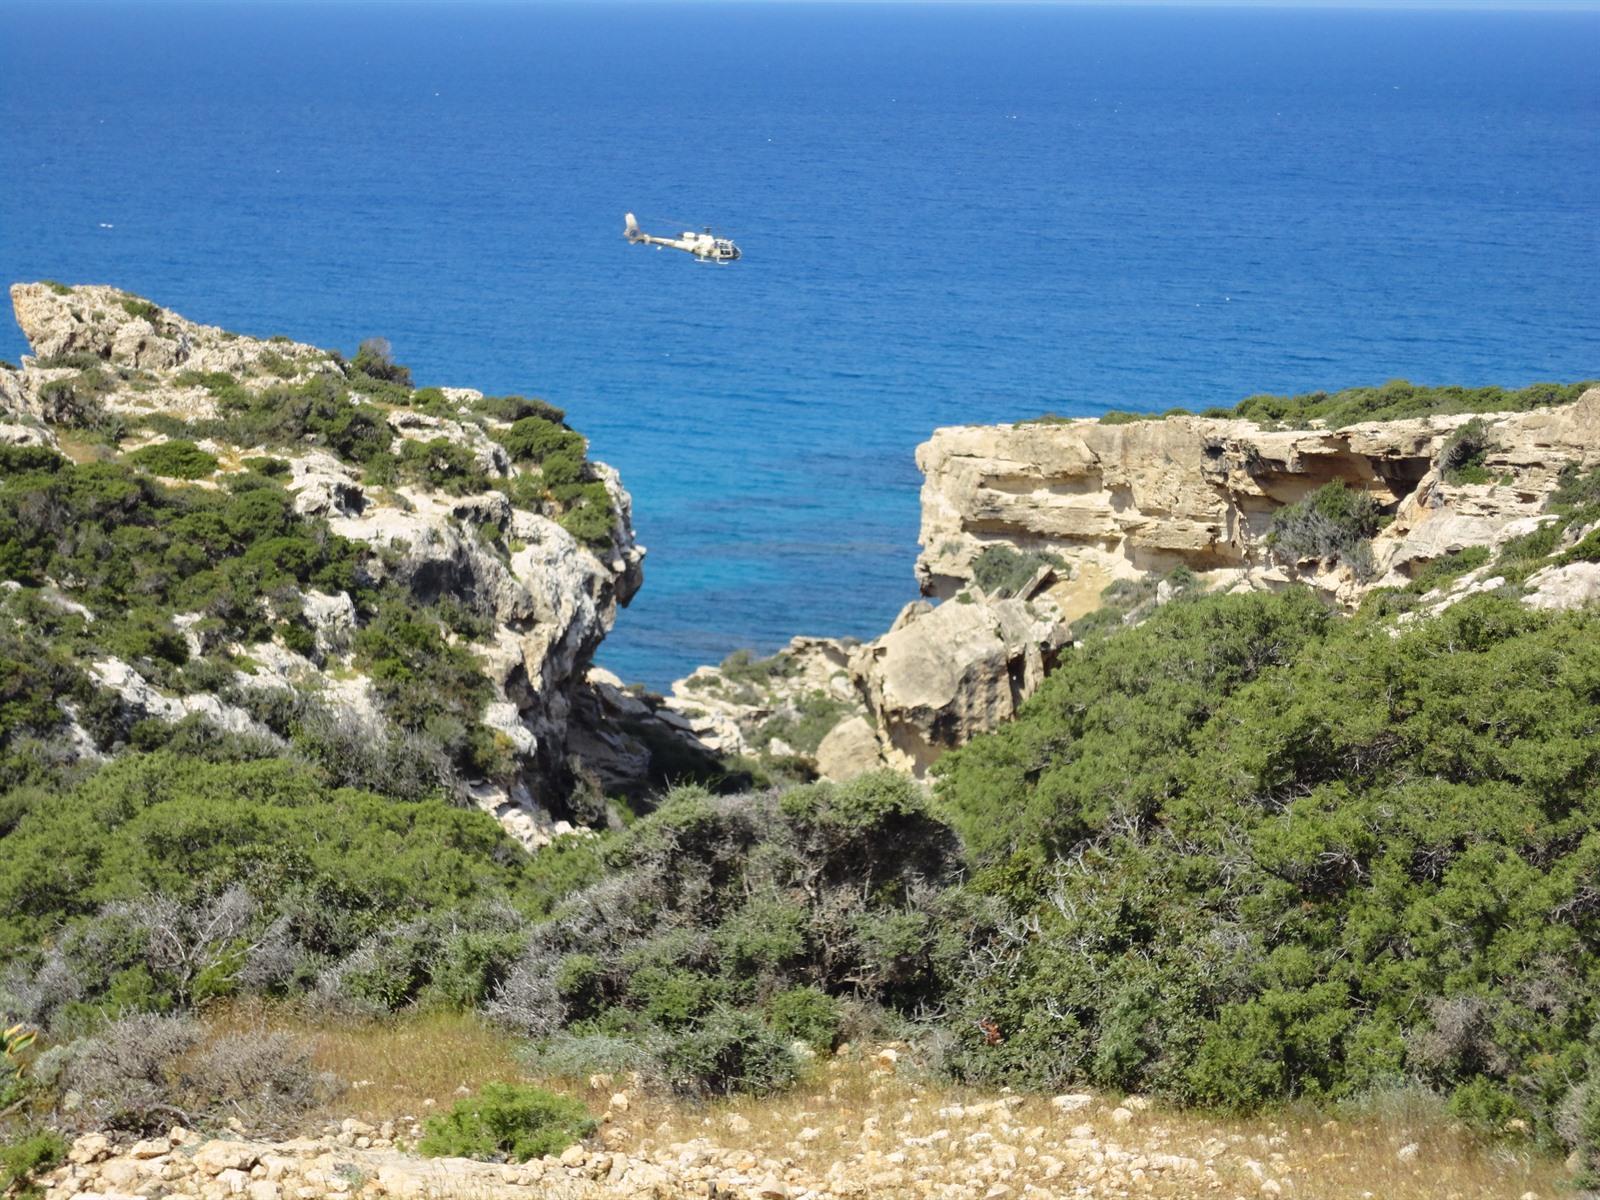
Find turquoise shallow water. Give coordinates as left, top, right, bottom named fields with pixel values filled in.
left=2, top=2, right=1597, bottom=688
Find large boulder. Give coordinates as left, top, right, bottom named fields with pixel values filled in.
left=849, top=595, right=1068, bottom=777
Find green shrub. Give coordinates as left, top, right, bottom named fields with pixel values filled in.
left=36, top=369, right=116, bottom=428
left=500, top=416, right=583, bottom=465
left=767, top=986, right=842, bottom=1050
left=36, top=351, right=106, bottom=371
left=1266, top=483, right=1382, bottom=575
left=1232, top=379, right=1594, bottom=429
left=1098, top=409, right=1162, bottom=425
left=657, top=1006, right=799, bottom=1096
left=935, top=589, right=1600, bottom=1147
left=0, top=1130, right=65, bottom=1195
left=756, top=692, right=852, bottom=756
left=1439, top=418, right=1494, bottom=484
left=119, top=295, right=161, bottom=322
left=969, top=545, right=1063, bottom=598
left=129, top=439, right=218, bottom=479
left=241, top=456, right=290, bottom=478
left=476, top=395, right=565, bottom=425
left=394, top=438, right=490, bottom=496
left=1558, top=528, right=1600, bottom=565
left=256, top=351, right=300, bottom=380
left=417, top=1083, right=595, bottom=1161
left=349, top=338, right=413, bottom=389
left=1403, top=546, right=1489, bottom=594
left=557, top=484, right=614, bottom=550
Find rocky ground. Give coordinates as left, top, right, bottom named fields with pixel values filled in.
left=42, top=1055, right=1564, bottom=1200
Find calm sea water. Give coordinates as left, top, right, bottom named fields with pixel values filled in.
left=2, top=2, right=1596, bottom=687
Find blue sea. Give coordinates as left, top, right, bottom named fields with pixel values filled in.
left=2, top=2, right=1597, bottom=688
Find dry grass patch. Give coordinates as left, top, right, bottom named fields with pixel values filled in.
left=605, top=1054, right=1566, bottom=1200
left=196, top=1011, right=1567, bottom=1198
left=204, top=1001, right=535, bottom=1125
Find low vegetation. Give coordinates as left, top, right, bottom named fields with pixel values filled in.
left=1027, top=379, right=1594, bottom=430
left=417, top=1082, right=595, bottom=1161
left=968, top=544, right=1065, bottom=598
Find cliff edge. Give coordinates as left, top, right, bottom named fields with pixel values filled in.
left=0, top=283, right=649, bottom=846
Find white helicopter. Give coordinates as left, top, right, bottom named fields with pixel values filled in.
left=624, top=212, right=741, bottom=263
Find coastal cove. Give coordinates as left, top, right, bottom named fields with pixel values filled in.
left=2, top=1, right=1597, bottom=687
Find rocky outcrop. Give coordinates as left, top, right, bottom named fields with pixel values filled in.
left=4, top=283, right=645, bottom=848
left=668, top=389, right=1600, bottom=783
left=848, top=591, right=1069, bottom=776
left=916, top=392, right=1600, bottom=613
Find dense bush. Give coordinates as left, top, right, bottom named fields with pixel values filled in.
left=349, top=337, right=413, bottom=389
left=499, top=416, right=583, bottom=465
left=0, top=1129, right=64, bottom=1196
left=475, top=395, right=566, bottom=425
left=0, top=447, right=364, bottom=649
left=128, top=439, right=218, bottom=480
left=492, top=774, right=976, bottom=1094
left=0, top=751, right=544, bottom=977
left=417, top=1082, right=594, bottom=1161
left=969, top=545, right=1064, bottom=598
left=935, top=588, right=1600, bottom=1160
left=1439, top=418, right=1494, bottom=484
left=392, top=437, right=491, bottom=496
left=1265, top=482, right=1382, bottom=576
left=49, top=1013, right=332, bottom=1135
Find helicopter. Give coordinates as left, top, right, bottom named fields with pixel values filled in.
left=624, top=212, right=740, bottom=263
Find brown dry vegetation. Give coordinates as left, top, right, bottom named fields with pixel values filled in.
left=200, top=1006, right=1566, bottom=1199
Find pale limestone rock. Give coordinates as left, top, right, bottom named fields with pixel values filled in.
left=191, top=1143, right=260, bottom=1176
left=0, top=420, right=55, bottom=449
left=90, top=658, right=274, bottom=742
left=68, top=1134, right=110, bottom=1164
left=288, top=453, right=366, bottom=520
left=916, top=389, right=1600, bottom=617
left=10, top=283, right=326, bottom=378
left=849, top=595, right=1067, bottom=777
left=814, top=715, right=883, bottom=782
left=1524, top=562, right=1600, bottom=611
left=299, top=591, right=358, bottom=657
left=661, top=635, right=863, bottom=761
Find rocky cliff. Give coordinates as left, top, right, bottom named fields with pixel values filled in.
left=0, top=283, right=653, bottom=846
left=915, top=395, right=1600, bottom=612
left=668, top=388, right=1600, bottom=780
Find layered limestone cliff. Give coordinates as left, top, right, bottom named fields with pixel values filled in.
left=668, top=389, right=1600, bottom=781
left=1, top=283, right=657, bottom=847
left=915, top=394, right=1600, bottom=613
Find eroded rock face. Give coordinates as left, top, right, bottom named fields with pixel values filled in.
left=849, top=593, right=1068, bottom=776
left=916, top=392, right=1600, bottom=614
left=4, top=282, right=645, bottom=848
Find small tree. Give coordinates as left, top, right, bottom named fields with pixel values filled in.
left=350, top=338, right=413, bottom=387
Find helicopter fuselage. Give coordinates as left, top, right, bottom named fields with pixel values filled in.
left=624, top=213, right=740, bottom=262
